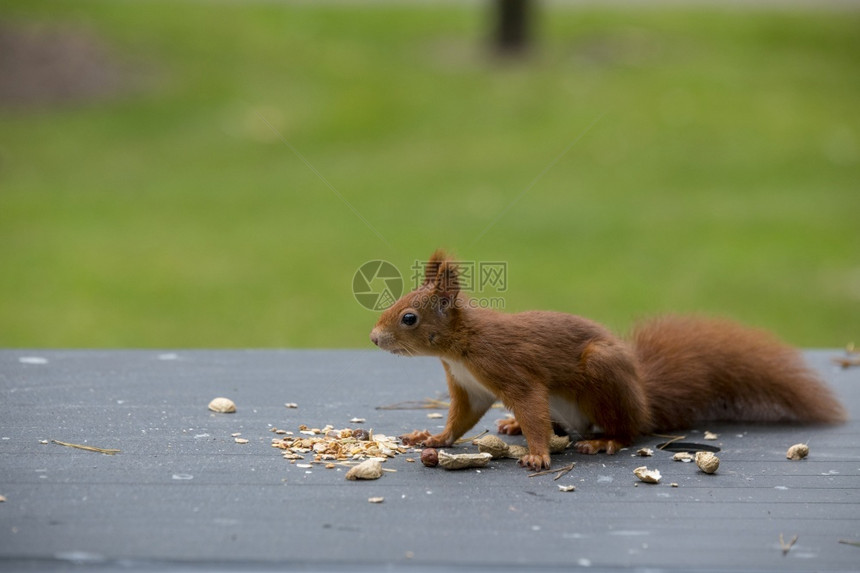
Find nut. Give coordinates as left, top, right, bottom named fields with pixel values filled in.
left=549, top=434, right=570, bottom=454
left=437, top=450, right=492, bottom=470
left=695, top=451, right=720, bottom=474
left=352, top=429, right=371, bottom=441
left=473, top=435, right=510, bottom=459
left=421, top=448, right=439, bottom=467
left=208, top=397, right=236, bottom=413
left=633, top=466, right=662, bottom=484
left=507, top=444, right=529, bottom=459
left=786, top=443, right=809, bottom=461
left=636, top=448, right=654, bottom=457
left=673, top=452, right=694, bottom=462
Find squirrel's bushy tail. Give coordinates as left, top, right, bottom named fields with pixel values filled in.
left=632, top=315, right=846, bottom=432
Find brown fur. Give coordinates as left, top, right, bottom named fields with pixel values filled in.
left=371, top=251, right=846, bottom=470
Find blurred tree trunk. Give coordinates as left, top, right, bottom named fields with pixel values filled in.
left=493, top=0, right=531, bottom=55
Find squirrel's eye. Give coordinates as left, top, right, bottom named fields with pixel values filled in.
left=401, top=313, right=418, bottom=326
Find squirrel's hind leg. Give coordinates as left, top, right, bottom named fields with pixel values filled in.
left=497, top=416, right=521, bottom=435
left=575, top=438, right=628, bottom=455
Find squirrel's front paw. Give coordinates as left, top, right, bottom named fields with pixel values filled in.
left=399, top=430, right=450, bottom=448
left=421, top=434, right=450, bottom=448
left=518, top=453, right=551, bottom=470
left=399, top=430, right=433, bottom=446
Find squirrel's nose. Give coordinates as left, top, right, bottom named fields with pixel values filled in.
left=370, top=330, right=380, bottom=346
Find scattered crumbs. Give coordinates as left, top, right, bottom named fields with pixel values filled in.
left=231, top=432, right=242, bottom=437
left=427, top=413, right=443, bottom=419
left=350, top=417, right=366, bottom=424
left=285, top=403, right=298, bottom=409
left=368, top=497, right=384, bottom=504
left=703, top=431, right=718, bottom=440
left=172, top=474, right=193, bottom=480
left=345, top=459, right=384, bottom=480
left=406, top=458, right=415, bottom=463
left=234, top=437, right=249, bottom=444
left=633, top=466, right=662, bottom=484
left=635, top=448, right=653, bottom=457
left=670, top=483, right=679, bottom=488
left=39, top=440, right=48, bottom=445
left=779, top=533, right=799, bottom=556
left=0, top=495, right=6, bottom=502
left=208, top=397, right=236, bottom=413
left=786, top=443, right=809, bottom=461
left=695, top=451, right=720, bottom=474
left=558, top=484, right=576, bottom=492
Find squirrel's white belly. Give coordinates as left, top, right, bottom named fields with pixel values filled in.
left=443, top=358, right=592, bottom=434
left=442, top=358, right=498, bottom=414
left=548, top=394, right=592, bottom=436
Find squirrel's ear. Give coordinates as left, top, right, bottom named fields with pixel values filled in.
left=431, top=260, right=460, bottom=307
left=422, top=249, right=451, bottom=286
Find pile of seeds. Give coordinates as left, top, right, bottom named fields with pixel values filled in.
left=269, top=424, right=409, bottom=465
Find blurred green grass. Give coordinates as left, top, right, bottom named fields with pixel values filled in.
left=1, top=1, right=858, bottom=348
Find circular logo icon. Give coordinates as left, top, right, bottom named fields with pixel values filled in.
left=352, top=260, right=403, bottom=311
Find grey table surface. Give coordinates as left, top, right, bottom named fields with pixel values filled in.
left=0, top=349, right=858, bottom=572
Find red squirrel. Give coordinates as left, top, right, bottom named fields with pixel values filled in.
left=369, top=250, right=846, bottom=470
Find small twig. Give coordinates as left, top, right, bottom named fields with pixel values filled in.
left=832, top=355, right=860, bottom=368
left=454, top=429, right=489, bottom=445
left=375, top=398, right=450, bottom=410
left=529, top=462, right=575, bottom=479
left=653, top=434, right=686, bottom=450
left=51, top=440, right=120, bottom=455
left=779, top=533, right=798, bottom=556
left=838, top=539, right=860, bottom=548
left=527, top=467, right=557, bottom=478
left=832, top=343, right=860, bottom=368
left=552, top=462, right=576, bottom=481
left=377, top=398, right=506, bottom=410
